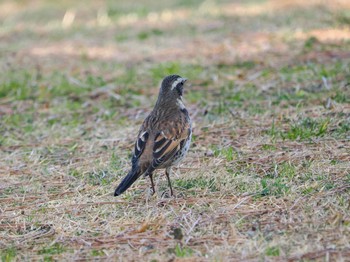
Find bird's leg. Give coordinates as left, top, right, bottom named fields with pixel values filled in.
left=165, top=168, right=174, bottom=196
left=149, top=173, right=155, bottom=195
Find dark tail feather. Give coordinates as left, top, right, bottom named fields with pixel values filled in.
left=114, top=169, right=140, bottom=196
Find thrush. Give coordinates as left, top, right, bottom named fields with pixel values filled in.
left=114, top=75, right=192, bottom=196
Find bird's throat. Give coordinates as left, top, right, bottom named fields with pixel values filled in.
left=176, top=97, right=185, bottom=110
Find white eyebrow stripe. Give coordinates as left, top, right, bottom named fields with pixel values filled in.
left=171, top=77, right=185, bottom=90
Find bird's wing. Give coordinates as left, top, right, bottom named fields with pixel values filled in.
left=150, top=121, right=191, bottom=170
left=131, top=125, right=149, bottom=168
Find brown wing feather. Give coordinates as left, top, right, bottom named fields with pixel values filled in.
left=149, top=119, right=190, bottom=170
left=131, top=117, right=151, bottom=168
left=133, top=112, right=190, bottom=175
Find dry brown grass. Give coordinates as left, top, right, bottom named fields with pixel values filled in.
left=1, top=0, right=350, bottom=261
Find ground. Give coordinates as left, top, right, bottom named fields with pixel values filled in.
left=0, top=0, right=350, bottom=261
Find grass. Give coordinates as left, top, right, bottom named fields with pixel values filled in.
left=0, top=0, right=350, bottom=261
left=170, top=244, right=194, bottom=257
left=0, top=248, right=17, bottom=262
left=38, top=243, right=66, bottom=256
left=281, top=117, right=330, bottom=140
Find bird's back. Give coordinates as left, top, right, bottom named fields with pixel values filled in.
left=138, top=108, right=191, bottom=171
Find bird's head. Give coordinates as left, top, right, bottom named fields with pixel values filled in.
left=156, top=75, right=187, bottom=108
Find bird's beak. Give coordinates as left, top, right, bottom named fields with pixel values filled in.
left=182, top=78, right=187, bottom=84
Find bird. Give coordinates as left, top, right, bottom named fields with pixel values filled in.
left=114, top=75, right=192, bottom=197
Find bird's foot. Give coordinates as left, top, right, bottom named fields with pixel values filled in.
left=147, top=186, right=156, bottom=197
left=161, top=190, right=175, bottom=198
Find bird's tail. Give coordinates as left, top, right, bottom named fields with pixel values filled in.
left=114, top=169, right=141, bottom=196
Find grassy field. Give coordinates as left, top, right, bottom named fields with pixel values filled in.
left=1, top=0, right=350, bottom=260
